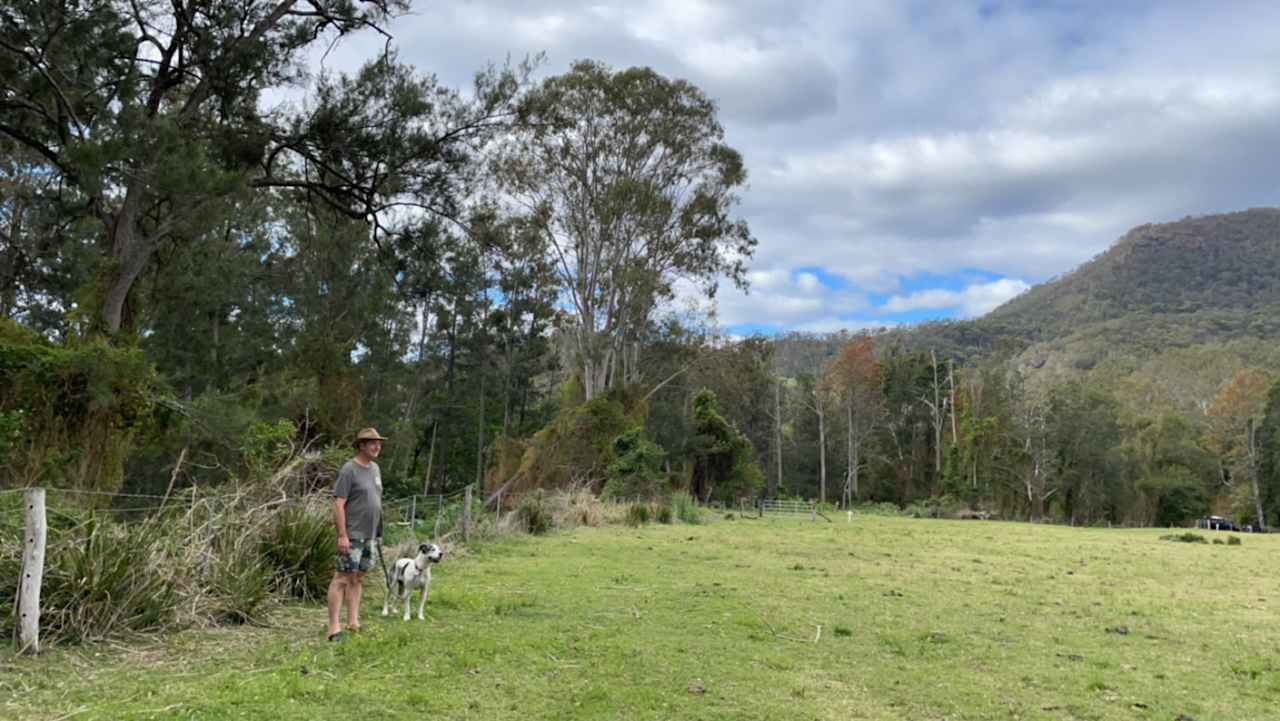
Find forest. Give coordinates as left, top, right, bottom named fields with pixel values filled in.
left=4, top=0, right=1280, bottom=530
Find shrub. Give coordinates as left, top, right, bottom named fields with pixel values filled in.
left=626, top=502, right=651, bottom=527
left=260, top=506, right=334, bottom=600
left=604, top=426, right=668, bottom=501
left=206, top=529, right=275, bottom=624
left=1160, top=532, right=1208, bottom=543
left=516, top=489, right=553, bottom=535
left=555, top=488, right=604, bottom=528
left=655, top=503, right=673, bottom=524
left=1227, top=535, right=1243, bottom=545
left=671, top=491, right=700, bottom=524
left=39, top=517, right=180, bottom=643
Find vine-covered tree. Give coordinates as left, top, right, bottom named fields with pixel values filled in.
left=687, top=388, right=762, bottom=503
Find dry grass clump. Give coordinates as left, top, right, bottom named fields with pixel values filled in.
left=554, top=487, right=605, bottom=529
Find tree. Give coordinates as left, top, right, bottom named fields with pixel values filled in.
left=1206, top=369, right=1271, bottom=528
left=825, top=335, right=883, bottom=506
left=1047, top=382, right=1124, bottom=525
left=499, top=60, right=755, bottom=401
left=0, top=0, right=523, bottom=336
left=688, top=388, right=762, bottom=503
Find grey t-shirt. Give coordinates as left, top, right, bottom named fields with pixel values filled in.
left=333, top=459, right=382, bottom=539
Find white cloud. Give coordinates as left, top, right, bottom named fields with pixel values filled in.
left=307, top=1, right=1280, bottom=331
left=884, top=278, right=1031, bottom=318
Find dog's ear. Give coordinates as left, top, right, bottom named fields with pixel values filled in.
left=419, top=543, right=431, bottom=554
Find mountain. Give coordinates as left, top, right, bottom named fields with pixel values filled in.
left=901, top=208, right=1280, bottom=376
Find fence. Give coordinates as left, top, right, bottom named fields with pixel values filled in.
left=760, top=498, right=818, bottom=519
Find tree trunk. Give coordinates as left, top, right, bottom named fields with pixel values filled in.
left=1249, top=419, right=1267, bottom=530
left=772, top=377, right=782, bottom=497
left=817, top=401, right=826, bottom=505
left=845, top=400, right=854, bottom=507
left=100, top=194, right=151, bottom=334
left=931, top=350, right=943, bottom=476
left=423, top=420, right=439, bottom=496
left=475, top=369, right=486, bottom=487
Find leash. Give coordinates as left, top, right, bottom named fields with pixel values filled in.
left=376, top=536, right=392, bottom=588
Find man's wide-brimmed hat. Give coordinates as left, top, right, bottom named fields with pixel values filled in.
left=353, top=427, right=388, bottom=447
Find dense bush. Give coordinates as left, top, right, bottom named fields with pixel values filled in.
left=516, top=489, right=554, bottom=535
left=603, top=426, right=668, bottom=501
left=0, top=320, right=163, bottom=491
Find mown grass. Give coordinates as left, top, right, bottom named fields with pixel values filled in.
left=3, top=515, right=1278, bottom=720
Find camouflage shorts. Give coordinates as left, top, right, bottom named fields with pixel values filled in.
left=336, top=538, right=379, bottom=574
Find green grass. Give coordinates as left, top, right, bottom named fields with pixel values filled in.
left=3, top=516, right=1279, bottom=720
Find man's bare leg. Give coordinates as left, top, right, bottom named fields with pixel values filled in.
left=326, top=572, right=352, bottom=637
left=345, top=571, right=365, bottom=630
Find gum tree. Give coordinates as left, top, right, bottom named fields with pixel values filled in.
left=498, top=60, right=755, bottom=401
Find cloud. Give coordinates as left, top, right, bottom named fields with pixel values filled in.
left=306, top=1, right=1280, bottom=332
left=883, top=278, right=1031, bottom=318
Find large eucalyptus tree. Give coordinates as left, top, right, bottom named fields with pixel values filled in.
left=498, top=60, right=755, bottom=401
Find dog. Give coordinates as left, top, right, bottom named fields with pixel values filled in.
left=382, top=542, right=444, bottom=621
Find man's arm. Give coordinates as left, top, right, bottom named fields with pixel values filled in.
left=334, top=497, right=351, bottom=555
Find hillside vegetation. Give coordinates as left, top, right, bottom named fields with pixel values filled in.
left=903, top=208, right=1280, bottom=371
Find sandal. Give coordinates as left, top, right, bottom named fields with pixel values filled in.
left=327, top=631, right=347, bottom=642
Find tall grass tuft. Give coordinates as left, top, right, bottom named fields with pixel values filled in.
left=516, top=489, right=553, bottom=535
left=671, top=491, right=700, bottom=524
left=206, top=528, right=275, bottom=624
left=555, top=488, right=604, bottom=528
left=626, top=502, right=651, bottom=527
left=39, top=517, right=180, bottom=643
left=260, top=505, right=334, bottom=600
left=655, top=503, right=673, bottom=524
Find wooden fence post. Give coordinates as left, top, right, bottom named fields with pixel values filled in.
left=409, top=496, right=417, bottom=539
left=16, top=488, right=46, bottom=655
left=462, top=485, right=472, bottom=544
left=434, top=494, right=443, bottom=539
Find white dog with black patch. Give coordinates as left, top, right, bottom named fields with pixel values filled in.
left=382, top=542, right=444, bottom=621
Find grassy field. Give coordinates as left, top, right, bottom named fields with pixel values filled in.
left=3, top=514, right=1278, bottom=720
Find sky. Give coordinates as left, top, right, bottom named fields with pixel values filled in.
left=308, top=0, right=1280, bottom=336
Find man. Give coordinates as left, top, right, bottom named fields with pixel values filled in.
left=326, top=427, right=386, bottom=641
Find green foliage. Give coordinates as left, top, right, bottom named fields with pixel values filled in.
left=501, top=389, right=637, bottom=495
left=239, top=419, right=298, bottom=480
left=36, top=517, right=181, bottom=643
left=655, top=503, right=673, bottom=524
left=0, top=320, right=162, bottom=490
left=688, top=388, right=764, bottom=503
left=207, top=529, right=276, bottom=625
left=260, top=506, right=335, bottom=601
left=625, top=502, right=652, bottom=527
left=604, top=426, right=668, bottom=501
left=1160, top=532, right=1208, bottom=544
left=671, top=491, right=701, bottom=524
left=516, top=489, right=554, bottom=535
